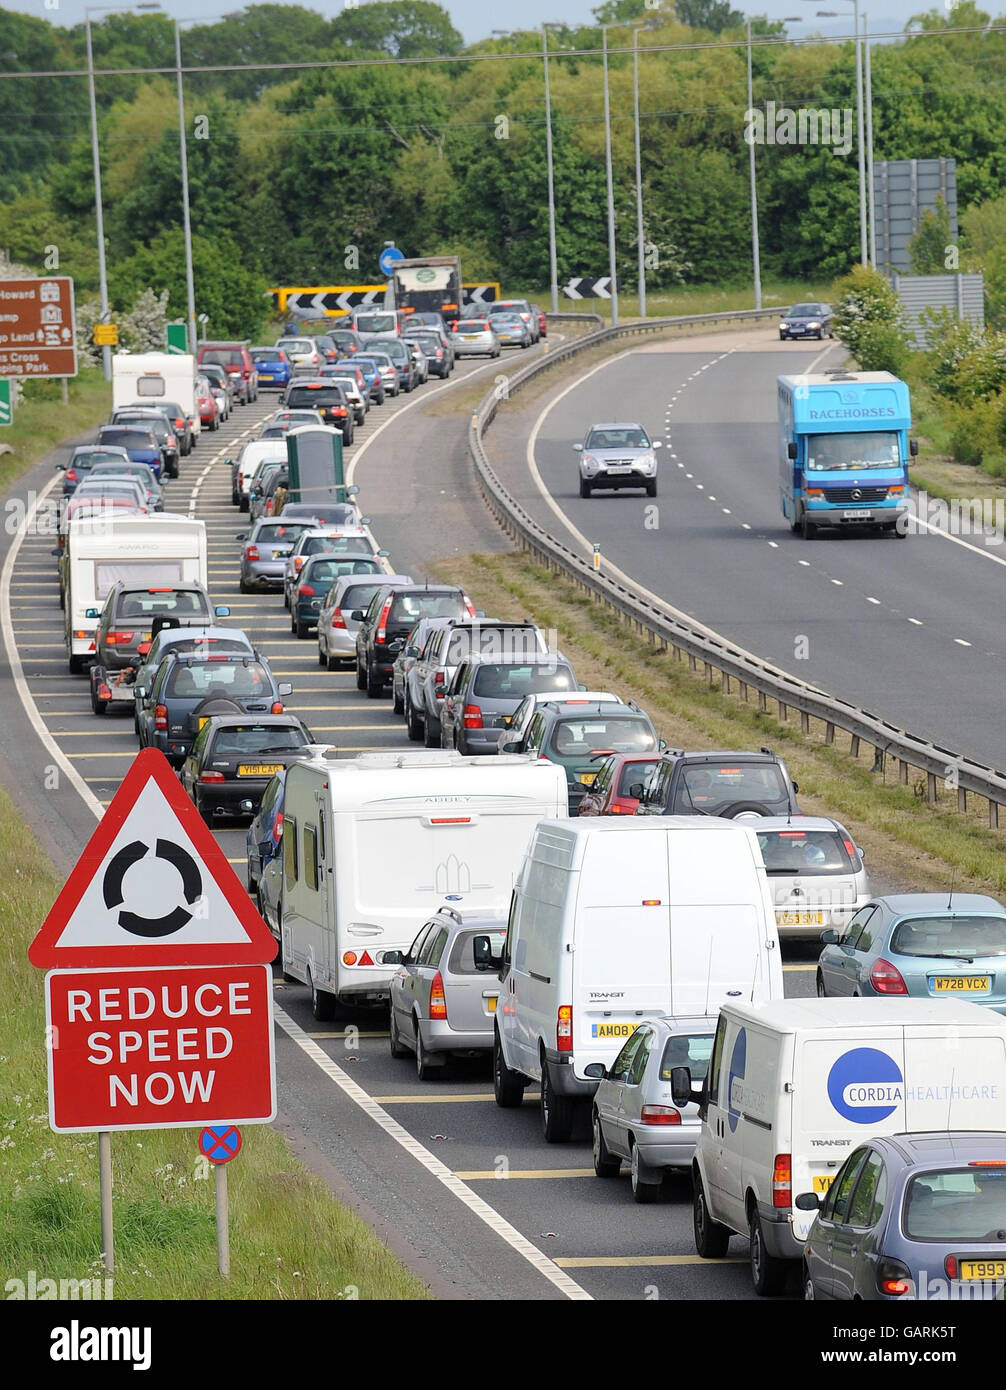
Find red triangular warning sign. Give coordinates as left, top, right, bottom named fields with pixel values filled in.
left=29, top=747, right=278, bottom=969
left=359, top=950, right=374, bottom=967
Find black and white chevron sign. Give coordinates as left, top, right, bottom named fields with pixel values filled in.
left=562, top=276, right=612, bottom=300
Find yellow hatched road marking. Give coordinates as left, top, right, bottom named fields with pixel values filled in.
left=370, top=1092, right=540, bottom=1104
left=555, top=1255, right=747, bottom=1268
left=455, top=1169, right=593, bottom=1180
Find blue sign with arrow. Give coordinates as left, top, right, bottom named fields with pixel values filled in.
left=379, top=246, right=405, bottom=276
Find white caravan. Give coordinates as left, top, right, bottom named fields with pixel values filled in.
left=111, top=352, right=200, bottom=440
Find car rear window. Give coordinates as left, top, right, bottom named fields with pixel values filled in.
left=301, top=535, right=374, bottom=557
left=890, top=915, right=1006, bottom=959
left=254, top=523, right=310, bottom=545
left=448, top=928, right=507, bottom=976
left=99, top=430, right=155, bottom=450
left=389, top=592, right=463, bottom=624
left=251, top=350, right=283, bottom=362
left=446, top=627, right=541, bottom=664
left=657, top=1032, right=714, bottom=1081
left=457, top=321, right=489, bottom=331
left=201, top=350, right=244, bottom=367
left=903, top=1167, right=1006, bottom=1241
left=341, top=581, right=383, bottom=611
left=355, top=313, right=397, bottom=334
left=70, top=451, right=125, bottom=468
left=285, top=387, right=345, bottom=408
left=471, top=663, right=575, bottom=699
left=283, top=505, right=358, bottom=525
left=617, top=759, right=658, bottom=797
left=756, top=828, right=855, bottom=875
left=679, top=762, right=787, bottom=810
left=547, top=717, right=656, bottom=757
left=209, top=725, right=307, bottom=757
left=309, top=558, right=377, bottom=583
left=166, top=660, right=272, bottom=698
left=115, top=590, right=207, bottom=619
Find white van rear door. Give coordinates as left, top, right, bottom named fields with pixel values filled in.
left=903, top=1031, right=1006, bottom=1131
left=574, top=905, right=672, bottom=1064
left=669, top=904, right=765, bottom=1015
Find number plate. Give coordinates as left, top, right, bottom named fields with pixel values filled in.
left=238, top=763, right=283, bottom=777
left=960, top=1259, right=1006, bottom=1280
left=486, top=995, right=498, bottom=1013
left=842, top=509, right=872, bottom=519
left=591, top=1022, right=638, bottom=1039
left=776, top=911, right=824, bottom=926
left=578, top=772, right=597, bottom=785
left=198, top=716, right=210, bottom=730
left=606, top=466, right=632, bottom=475
left=142, top=631, right=152, bottom=641
left=931, top=975, right=991, bottom=993
left=813, top=1175, right=834, bottom=1193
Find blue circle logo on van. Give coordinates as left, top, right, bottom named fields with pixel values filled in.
left=827, top=1047, right=903, bottom=1124
left=727, top=1028, right=747, bottom=1133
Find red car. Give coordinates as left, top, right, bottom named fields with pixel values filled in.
left=577, top=752, right=659, bottom=816
left=196, top=377, right=220, bottom=430
left=532, top=303, right=547, bottom=338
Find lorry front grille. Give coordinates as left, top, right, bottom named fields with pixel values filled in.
left=825, top=487, right=889, bottom=504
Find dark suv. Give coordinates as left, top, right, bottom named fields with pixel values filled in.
left=137, top=652, right=293, bottom=765
left=355, top=584, right=475, bottom=697
left=440, top=654, right=578, bottom=755
left=280, top=380, right=354, bottom=441
left=88, top=581, right=228, bottom=695
left=197, top=342, right=259, bottom=404
left=637, top=747, right=800, bottom=819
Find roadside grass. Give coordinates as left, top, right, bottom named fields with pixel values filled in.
left=507, top=281, right=834, bottom=326
left=0, top=369, right=111, bottom=495
left=0, top=784, right=428, bottom=1300
left=430, top=551, right=1006, bottom=900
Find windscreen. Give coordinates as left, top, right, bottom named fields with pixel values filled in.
left=355, top=313, right=397, bottom=334
left=471, top=664, right=575, bottom=699
left=209, top=725, right=307, bottom=756
left=806, top=431, right=901, bottom=472
left=676, top=762, right=787, bottom=812
left=94, top=561, right=183, bottom=599
left=658, top=1033, right=714, bottom=1081
left=903, top=1168, right=1006, bottom=1241
left=166, top=660, right=272, bottom=698
left=585, top=427, right=650, bottom=449
left=756, top=828, right=856, bottom=875
left=548, top=717, right=656, bottom=757
left=890, top=915, right=1006, bottom=959
left=789, top=304, right=825, bottom=317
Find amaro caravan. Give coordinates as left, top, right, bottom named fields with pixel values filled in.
left=492, top=817, right=783, bottom=1142
left=674, top=997, right=1006, bottom=1295
left=270, top=750, right=568, bottom=1018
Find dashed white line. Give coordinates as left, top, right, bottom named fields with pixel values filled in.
left=908, top=617, right=923, bottom=626
left=866, top=596, right=881, bottom=604
left=955, top=638, right=972, bottom=647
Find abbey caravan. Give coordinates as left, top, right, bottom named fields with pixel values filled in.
left=492, top=817, right=784, bottom=1142
left=272, top=750, right=568, bottom=1017
left=111, top=352, right=200, bottom=439
left=677, top=998, right=1006, bottom=1295
left=62, top=514, right=208, bottom=673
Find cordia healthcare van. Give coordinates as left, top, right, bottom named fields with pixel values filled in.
left=676, top=997, right=1006, bottom=1295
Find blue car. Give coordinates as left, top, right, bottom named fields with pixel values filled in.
left=95, top=425, right=163, bottom=481
left=246, top=768, right=288, bottom=899
left=817, top=893, right=1006, bottom=1014
left=250, top=346, right=292, bottom=389
left=343, top=356, right=385, bottom=405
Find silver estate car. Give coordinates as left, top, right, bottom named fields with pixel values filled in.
left=236, top=517, right=316, bottom=592
left=585, top=1017, right=716, bottom=1203
left=385, top=909, right=507, bottom=1079
left=574, top=422, right=662, bottom=498
left=316, top=572, right=413, bottom=670
left=451, top=318, right=500, bottom=358
left=754, top=816, right=870, bottom=941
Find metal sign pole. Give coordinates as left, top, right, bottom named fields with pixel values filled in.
left=98, top=1130, right=114, bottom=1274
left=215, top=1163, right=230, bottom=1277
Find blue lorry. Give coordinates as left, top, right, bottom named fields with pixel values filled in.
left=778, top=370, right=917, bottom=539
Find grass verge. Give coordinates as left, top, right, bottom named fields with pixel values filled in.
left=1, top=369, right=112, bottom=494
left=0, top=782, right=428, bottom=1300
left=507, top=280, right=833, bottom=326
left=430, top=551, right=1006, bottom=901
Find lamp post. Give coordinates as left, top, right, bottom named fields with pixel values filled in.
left=85, top=3, right=161, bottom=380
left=543, top=24, right=562, bottom=315
left=632, top=22, right=659, bottom=319
left=864, top=13, right=876, bottom=267
left=746, top=20, right=762, bottom=311
left=600, top=24, right=618, bottom=325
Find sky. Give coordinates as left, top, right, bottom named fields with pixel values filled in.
left=2, top=0, right=982, bottom=48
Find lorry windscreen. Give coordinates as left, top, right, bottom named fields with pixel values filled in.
left=806, top=431, right=900, bottom=471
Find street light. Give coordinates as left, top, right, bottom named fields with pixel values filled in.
left=746, top=21, right=762, bottom=311
left=864, top=13, right=876, bottom=267
left=542, top=24, right=563, bottom=315
left=600, top=23, right=619, bottom=326
left=632, top=20, right=660, bottom=319
left=85, top=2, right=161, bottom=380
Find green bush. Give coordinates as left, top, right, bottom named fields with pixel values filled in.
left=853, top=321, right=912, bottom=376
left=943, top=395, right=1006, bottom=470
left=831, top=265, right=912, bottom=371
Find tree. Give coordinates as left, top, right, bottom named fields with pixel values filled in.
left=674, top=0, right=744, bottom=33
left=907, top=195, right=954, bottom=275
left=832, top=265, right=911, bottom=373
left=591, top=0, right=648, bottom=22
left=330, top=2, right=462, bottom=58
left=121, top=288, right=171, bottom=352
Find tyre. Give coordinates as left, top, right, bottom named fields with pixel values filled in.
left=317, top=644, right=326, bottom=667
left=592, top=1110, right=621, bottom=1178
left=406, top=696, right=423, bottom=742
left=749, top=1206, right=788, bottom=1296
left=804, top=1268, right=816, bottom=1301
left=232, top=490, right=239, bottom=505
left=493, top=1030, right=525, bottom=1108
left=295, top=618, right=310, bottom=639
left=423, top=713, right=440, bottom=749
left=69, top=654, right=85, bottom=675
left=415, top=1023, right=441, bottom=1080
left=540, top=1057, right=574, bottom=1143
left=779, top=332, right=787, bottom=340
left=389, top=1006, right=410, bottom=1059
left=816, top=970, right=827, bottom=998
left=58, top=587, right=65, bottom=611
left=282, top=589, right=290, bottom=610
left=800, top=509, right=817, bottom=540
left=91, top=691, right=108, bottom=716
left=392, top=683, right=404, bottom=715
left=630, top=1144, right=661, bottom=1203
left=719, top=801, right=770, bottom=819
left=645, top=479, right=657, bottom=498
left=239, top=496, right=249, bottom=513
left=239, top=578, right=253, bottom=594
left=356, top=661, right=366, bottom=691
left=326, top=651, right=341, bottom=673
left=365, top=663, right=383, bottom=698
left=579, top=478, right=591, bottom=499
left=693, top=1174, right=731, bottom=1258
left=309, top=971, right=337, bottom=1022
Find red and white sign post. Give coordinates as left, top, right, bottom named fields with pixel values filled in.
left=28, top=748, right=277, bottom=1273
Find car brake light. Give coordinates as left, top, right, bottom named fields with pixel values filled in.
left=244, top=546, right=260, bottom=562
left=463, top=704, right=483, bottom=729
left=66, top=469, right=77, bottom=482
left=944, top=1255, right=958, bottom=1280
left=610, top=802, right=634, bottom=813
left=154, top=704, right=168, bottom=731
left=330, top=608, right=346, bottom=629
left=463, top=593, right=476, bottom=617
left=967, top=1160, right=1006, bottom=1167
left=434, top=672, right=444, bottom=687
left=97, top=682, right=112, bottom=701
left=877, top=1259, right=913, bottom=1296
left=557, top=1004, right=572, bottom=1052
left=869, top=957, right=908, bottom=995
left=429, top=971, right=447, bottom=1020
left=375, top=596, right=393, bottom=643
left=105, top=631, right=135, bottom=645
left=298, top=583, right=315, bottom=598
left=641, top=1105, right=681, bottom=1125
left=270, top=701, right=284, bottom=714
left=199, top=771, right=226, bottom=783
left=843, top=838, right=856, bottom=858
left=772, top=1153, right=791, bottom=1208
left=271, top=812, right=284, bottom=843
left=167, top=436, right=176, bottom=448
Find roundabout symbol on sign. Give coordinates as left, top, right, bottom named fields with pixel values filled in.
left=103, top=838, right=203, bottom=938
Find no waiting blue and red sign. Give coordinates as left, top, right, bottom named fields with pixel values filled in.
left=199, top=1125, right=242, bottom=1164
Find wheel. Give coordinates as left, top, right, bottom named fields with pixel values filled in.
left=749, top=1206, right=788, bottom=1295
left=309, top=971, right=336, bottom=1022
left=239, top=496, right=249, bottom=513
left=282, top=589, right=290, bottom=610
left=816, top=970, right=827, bottom=998
left=804, top=1267, right=816, bottom=1301
left=779, top=332, right=787, bottom=340
left=645, top=479, right=657, bottom=498
left=239, top=578, right=253, bottom=594
left=415, top=1023, right=441, bottom=1080
left=90, top=685, right=107, bottom=716
left=800, top=510, right=817, bottom=540
left=69, top=654, right=85, bottom=675
left=423, top=713, right=440, bottom=748
left=718, top=801, right=770, bottom=819
left=579, top=478, right=591, bottom=498
left=58, top=587, right=64, bottom=611
left=356, top=661, right=366, bottom=691
left=198, top=796, right=216, bottom=830
left=393, top=683, right=404, bottom=715
left=817, top=331, right=824, bottom=340
left=389, top=1006, right=410, bottom=1059
left=630, top=1143, right=661, bottom=1203
left=493, top=1030, right=525, bottom=1108
left=693, top=1173, right=731, bottom=1257
left=317, top=644, right=326, bottom=667
left=295, top=618, right=310, bottom=639
left=406, top=695, right=424, bottom=741
left=365, top=663, right=383, bottom=697
left=540, top=1057, right=574, bottom=1143
left=592, top=1110, right=621, bottom=1178
left=326, top=651, right=341, bottom=673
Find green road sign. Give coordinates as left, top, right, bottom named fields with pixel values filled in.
left=0, top=380, right=12, bottom=427
left=166, top=323, right=188, bottom=354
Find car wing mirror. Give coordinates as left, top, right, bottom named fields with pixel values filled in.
left=582, top=1062, right=607, bottom=1080
left=820, top=928, right=840, bottom=945
left=472, top=934, right=501, bottom=970
left=572, top=443, right=583, bottom=452
left=215, top=606, right=230, bottom=617
left=350, top=609, right=365, bottom=621
left=277, top=682, right=293, bottom=697
left=787, top=442, right=798, bottom=460
left=383, top=950, right=404, bottom=966
left=795, top=1192, right=821, bottom=1211
left=239, top=799, right=254, bottom=814
left=791, top=781, right=800, bottom=795
left=85, top=607, right=99, bottom=619
left=670, top=1066, right=693, bottom=1109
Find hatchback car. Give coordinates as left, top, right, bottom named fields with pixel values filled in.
left=451, top=318, right=499, bottom=358
left=779, top=302, right=834, bottom=340
left=800, top=1133, right=1006, bottom=1300
left=492, top=311, right=533, bottom=348
left=56, top=446, right=132, bottom=497
left=249, top=346, right=292, bottom=389
left=197, top=342, right=258, bottom=402
left=246, top=767, right=288, bottom=903
left=320, top=371, right=368, bottom=425
left=503, top=698, right=659, bottom=812
left=574, top=422, right=661, bottom=498
left=586, top=1017, right=716, bottom=1202
left=816, top=893, right=1006, bottom=1010
left=393, top=617, right=449, bottom=717
left=362, top=350, right=400, bottom=397
left=325, top=328, right=365, bottom=359
left=180, top=713, right=312, bottom=827
left=360, top=337, right=415, bottom=393
left=317, top=573, right=413, bottom=671
left=130, top=625, right=254, bottom=728
left=109, top=408, right=179, bottom=477
left=95, top=425, right=163, bottom=481
left=340, top=355, right=384, bottom=404
left=282, top=528, right=377, bottom=611
left=236, top=517, right=317, bottom=592
left=440, top=654, right=578, bottom=755
left=577, top=752, right=660, bottom=816
left=199, top=362, right=237, bottom=415
left=125, top=399, right=194, bottom=455
left=137, top=652, right=293, bottom=764
left=638, top=747, right=800, bottom=820
left=356, top=584, right=476, bottom=696
left=385, top=909, right=507, bottom=1079
left=290, top=553, right=384, bottom=640
left=404, top=329, right=451, bottom=378
left=495, top=689, right=623, bottom=753
left=275, top=336, right=319, bottom=373
left=89, top=581, right=228, bottom=699
left=87, top=461, right=163, bottom=511
left=754, top=815, right=870, bottom=941
left=487, top=298, right=539, bottom=342
left=259, top=408, right=325, bottom=439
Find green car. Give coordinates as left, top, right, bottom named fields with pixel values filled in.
left=289, top=552, right=384, bottom=639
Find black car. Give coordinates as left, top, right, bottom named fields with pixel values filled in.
left=136, top=651, right=293, bottom=766
left=180, top=714, right=313, bottom=827
left=280, top=380, right=354, bottom=442
left=110, top=407, right=180, bottom=478
left=637, top=747, right=800, bottom=819
left=355, top=584, right=475, bottom=697
left=324, top=328, right=365, bottom=358
left=404, top=329, right=452, bottom=378
left=779, top=302, right=833, bottom=340
left=123, top=399, right=194, bottom=456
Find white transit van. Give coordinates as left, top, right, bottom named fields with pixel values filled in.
left=271, top=750, right=568, bottom=1019
left=111, top=351, right=200, bottom=440
left=492, top=817, right=784, bottom=1142
left=675, top=997, right=1006, bottom=1295
left=62, top=513, right=208, bottom=673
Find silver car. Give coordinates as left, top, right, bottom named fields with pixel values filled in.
left=316, top=572, right=413, bottom=669
left=585, top=1016, right=716, bottom=1202
left=574, top=422, right=662, bottom=498
left=385, top=909, right=506, bottom=1079
left=451, top=317, right=500, bottom=358
left=364, top=349, right=400, bottom=397
left=754, top=815, right=870, bottom=940
left=392, top=616, right=450, bottom=717
left=492, top=312, right=533, bottom=348
left=236, top=516, right=316, bottom=592
left=495, top=689, right=623, bottom=752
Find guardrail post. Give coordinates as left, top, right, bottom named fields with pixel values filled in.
left=739, top=681, right=748, bottom=701
left=926, top=772, right=937, bottom=803
left=850, top=734, right=860, bottom=757
left=723, top=673, right=731, bottom=695
left=800, top=710, right=810, bottom=734
left=777, top=700, right=788, bottom=720
left=825, top=722, right=835, bottom=745
left=991, top=800, right=1000, bottom=830
left=957, top=786, right=967, bottom=813
left=688, top=653, right=697, bottom=672
left=758, top=690, right=767, bottom=712
left=899, top=760, right=909, bottom=784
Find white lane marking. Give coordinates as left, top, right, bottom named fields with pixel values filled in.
left=742, top=523, right=751, bottom=530
left=722, top=508, right=731, bottom=514
left=798, top=560, right=810, bottom=567
left=273, top=1005, right=592, bottom=1301
left=908, top=617, right=923, bottom=625
left=955, top=638, right=972, bottom=647
left=768, top=541, right=779, bottom=548
left=866, top=596, right=881, bottom=604
left=831, top=579, right=843, bottom=586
